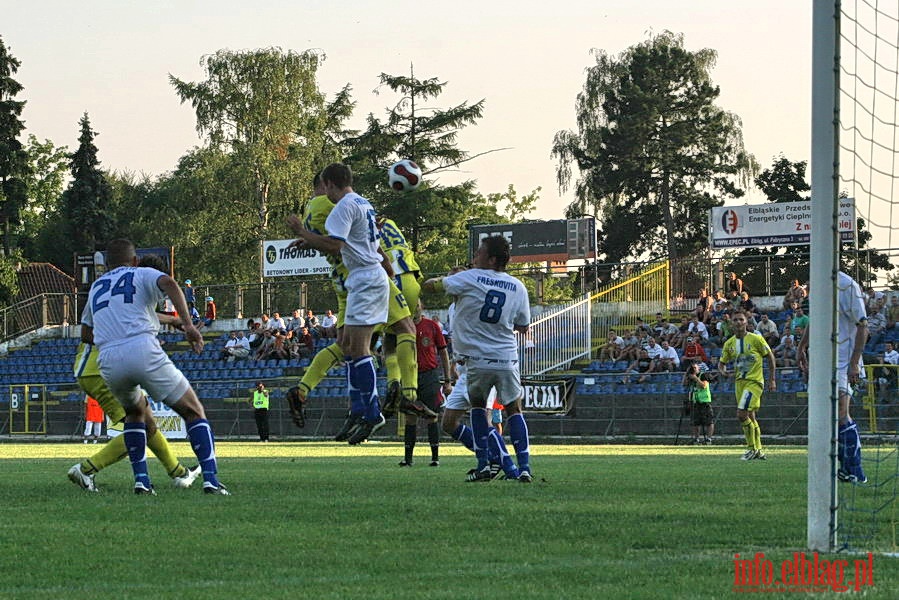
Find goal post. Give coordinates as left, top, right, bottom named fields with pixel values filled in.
left=808, top=0, right=840, bottom=552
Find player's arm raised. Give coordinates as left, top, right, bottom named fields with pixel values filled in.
left=157, top=274, right=204, bottom=354
left=286, top=214, right=344, bottom=256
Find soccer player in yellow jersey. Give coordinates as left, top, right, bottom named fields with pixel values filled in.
left=718, top=310, right=777, bottom=460
left=67, top=317, right=200, bottom=492
left=376, top=216, right=428, bottom=416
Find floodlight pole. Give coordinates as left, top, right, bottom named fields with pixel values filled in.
left=808, top=0, right=840, bottom=552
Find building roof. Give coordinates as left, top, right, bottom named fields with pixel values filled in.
left=15, top=262, right=77, bottom=302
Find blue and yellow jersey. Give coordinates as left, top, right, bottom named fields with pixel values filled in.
left=303, top=194, right=349, bottom=292
left=720, top=332, right=771, bottom=385
left=378, top=218, right=421, bottom=277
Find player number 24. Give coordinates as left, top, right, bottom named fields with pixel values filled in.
left=92, top=271, right=136, bottom=312
left=479, top=290, right=506, bottom=324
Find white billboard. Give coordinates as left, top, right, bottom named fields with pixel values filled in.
left=107, top=398, right=187, bottom=440
left=261, top=239, right=332, bottom=277
left=709, top=198, right=855, bottom=249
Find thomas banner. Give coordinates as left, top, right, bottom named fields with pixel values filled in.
left=262, top=239, right=331, bottom=277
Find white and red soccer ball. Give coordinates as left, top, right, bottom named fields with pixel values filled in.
left=387, top=159, right=422, bottom=192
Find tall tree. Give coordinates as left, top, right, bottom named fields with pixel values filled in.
left=18, top=135, right=69, bottom=260
left=553, top=31, right=757, bottom=263
left=170, top=48, right=342, bottom=241
left=0, top=35, right=30, bottom=255
left=60, top=113, right=113, bottom=255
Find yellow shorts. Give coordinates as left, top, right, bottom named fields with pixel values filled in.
left=736, top=380, right=762, bottom=412
left=395, top=272, right=421, bottom=315
left=387, top=278, right=412, bottom=327
left=77, top=374, right=126, bottom=424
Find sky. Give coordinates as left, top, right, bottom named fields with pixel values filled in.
left=4, top=1, right=812, bottom=222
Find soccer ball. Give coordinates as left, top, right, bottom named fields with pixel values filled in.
left=387, top=159, right=422, bottom=192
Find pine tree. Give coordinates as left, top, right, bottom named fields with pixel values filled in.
left=0, top=35, right=30, bottom=255
left=61, top=113, right=113, bottom=253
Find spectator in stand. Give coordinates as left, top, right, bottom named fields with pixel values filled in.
left=636, top=337, right=665, bottom=383
left=295, top=326, right=316, bottom=359
left=739, top=291, right=760, bottom=318
left=782, top=279, right=807, bottom=311
left=774, top=336, right=798, bottom=367
left=887, top=296, right=899, bottom=331
left=726, top=272, right=745, bottom=302
left=634, top=317, right=651, bottom=336
left=682, top=336, right=709, bottom=369
left=693, top=288, right=712, bottom=324
left=652, top=313, right=679, bottom=344
left=221, top=331, right=251, bottom=362
left=254, top=329, right=275, bottom=360
left=599, top=330, right=625, bottom=361
left=183, top=279, right=196, bottom=310
left=200, top=296, right=216, bottom=330
left=878, top=341, right=899, bottom=390
left=674, top=316, right=691, bottom=347
left=270, top=329, right=290, bottom=361
left=655, top=339, right=681, bottom=372
left=268, top=312, right=286, bottom=331
left=285, top=309, right=304, bottom=339
left=755, top=313, right=780, bottom=347
left=790, top=305, right=809, bottom=335
left=320, top=309, right=337, bottom=338
left=247, top=320, right=264, bottom=353
left=711, top=290, right=729, bottom=319
left=189, top=304, right=201, bottom=327
left=305, top=309, right=320, bottom=335
left=618, top=329, right=641, bottom=362
left=621, top=348, right=652, bottom=384
left=866, top=287, right=886, bottom=314
left=686, top=315, right=710, bottom=348
left=867, top=306, right=887, bottom=346
left=258, top=313, right=271, bottom=330
left=713, top=312, right=733, bottom=347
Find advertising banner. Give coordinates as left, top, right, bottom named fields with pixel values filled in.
left=709, top=199, right=855, bottom=249
left=262, top=240, right=331, bottom=277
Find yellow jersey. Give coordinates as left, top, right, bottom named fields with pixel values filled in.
left=378, top=218, right=421, bottom=277
left=303, top=194, right=349, bottom=292
left=720, top=332, right=771, bottom=385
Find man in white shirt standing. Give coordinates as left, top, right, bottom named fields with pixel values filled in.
left=84, top=239, right=228, bottom=495
left=424, top=236, right=533, bottom=482
left=287, top=163, right=390, bottom=445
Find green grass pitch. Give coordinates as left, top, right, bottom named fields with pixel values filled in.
left=0, top=443, right=896, bottom=599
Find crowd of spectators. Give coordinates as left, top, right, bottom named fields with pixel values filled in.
left=211, top=307, right=337, bottom=363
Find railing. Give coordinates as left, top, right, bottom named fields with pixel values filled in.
left=0, top=294, right=78, bottom=343
left=520, top=295, right=592, bottom=376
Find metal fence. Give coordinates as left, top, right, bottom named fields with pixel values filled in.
left=0, top=294, right=78, bottom=343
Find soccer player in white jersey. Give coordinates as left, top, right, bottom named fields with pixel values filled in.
left=424, top=236, right=533, bottom=482
left=83, top=239, right=228, bottom=495
left=286, top=163, right=390, bottom=444
left=798, top=271, right=868, bottom=483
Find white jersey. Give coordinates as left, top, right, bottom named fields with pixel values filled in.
left=837, top=271, right=867, bottom=372
left=83, top=266, right=164, bottom=348
left=324, top=191, right=382, bottom=273
left=443, top=268, right=530, bottom=362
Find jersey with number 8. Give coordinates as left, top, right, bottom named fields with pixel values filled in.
left=83, top=266, right=165, bottom=347
left=443, top=268, right=530, bottom=362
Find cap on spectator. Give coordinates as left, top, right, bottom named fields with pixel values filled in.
left=185, top=279, right=192, bottom=284
left=205, top=296, right=213, bottom=302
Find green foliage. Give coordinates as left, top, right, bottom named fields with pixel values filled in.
left=170, top=48, right=343, bottom=240
left=0, top=249, right=21, bottom=305
left=17, top=135, right=69, bottom=260
left=553, top=31, right=757, bottom=263
left=59, top=113, right=113, bottom=255
left=0, top=35, right=30, bottom=255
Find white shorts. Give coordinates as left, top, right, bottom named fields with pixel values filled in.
left=98, top=335, right=191, bottom=408
left=837, top=371, right=852, bottom=397
left=444, top=367, right=500, bottom=411
left=466, top=364, right=521, bottom=409
left=344, top=266, right=389, bottom=326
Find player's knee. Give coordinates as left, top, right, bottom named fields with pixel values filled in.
left=170, top=391, right=206, bottom=422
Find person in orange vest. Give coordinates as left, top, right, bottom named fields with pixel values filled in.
left=83, top=396, right=104, bottom=444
